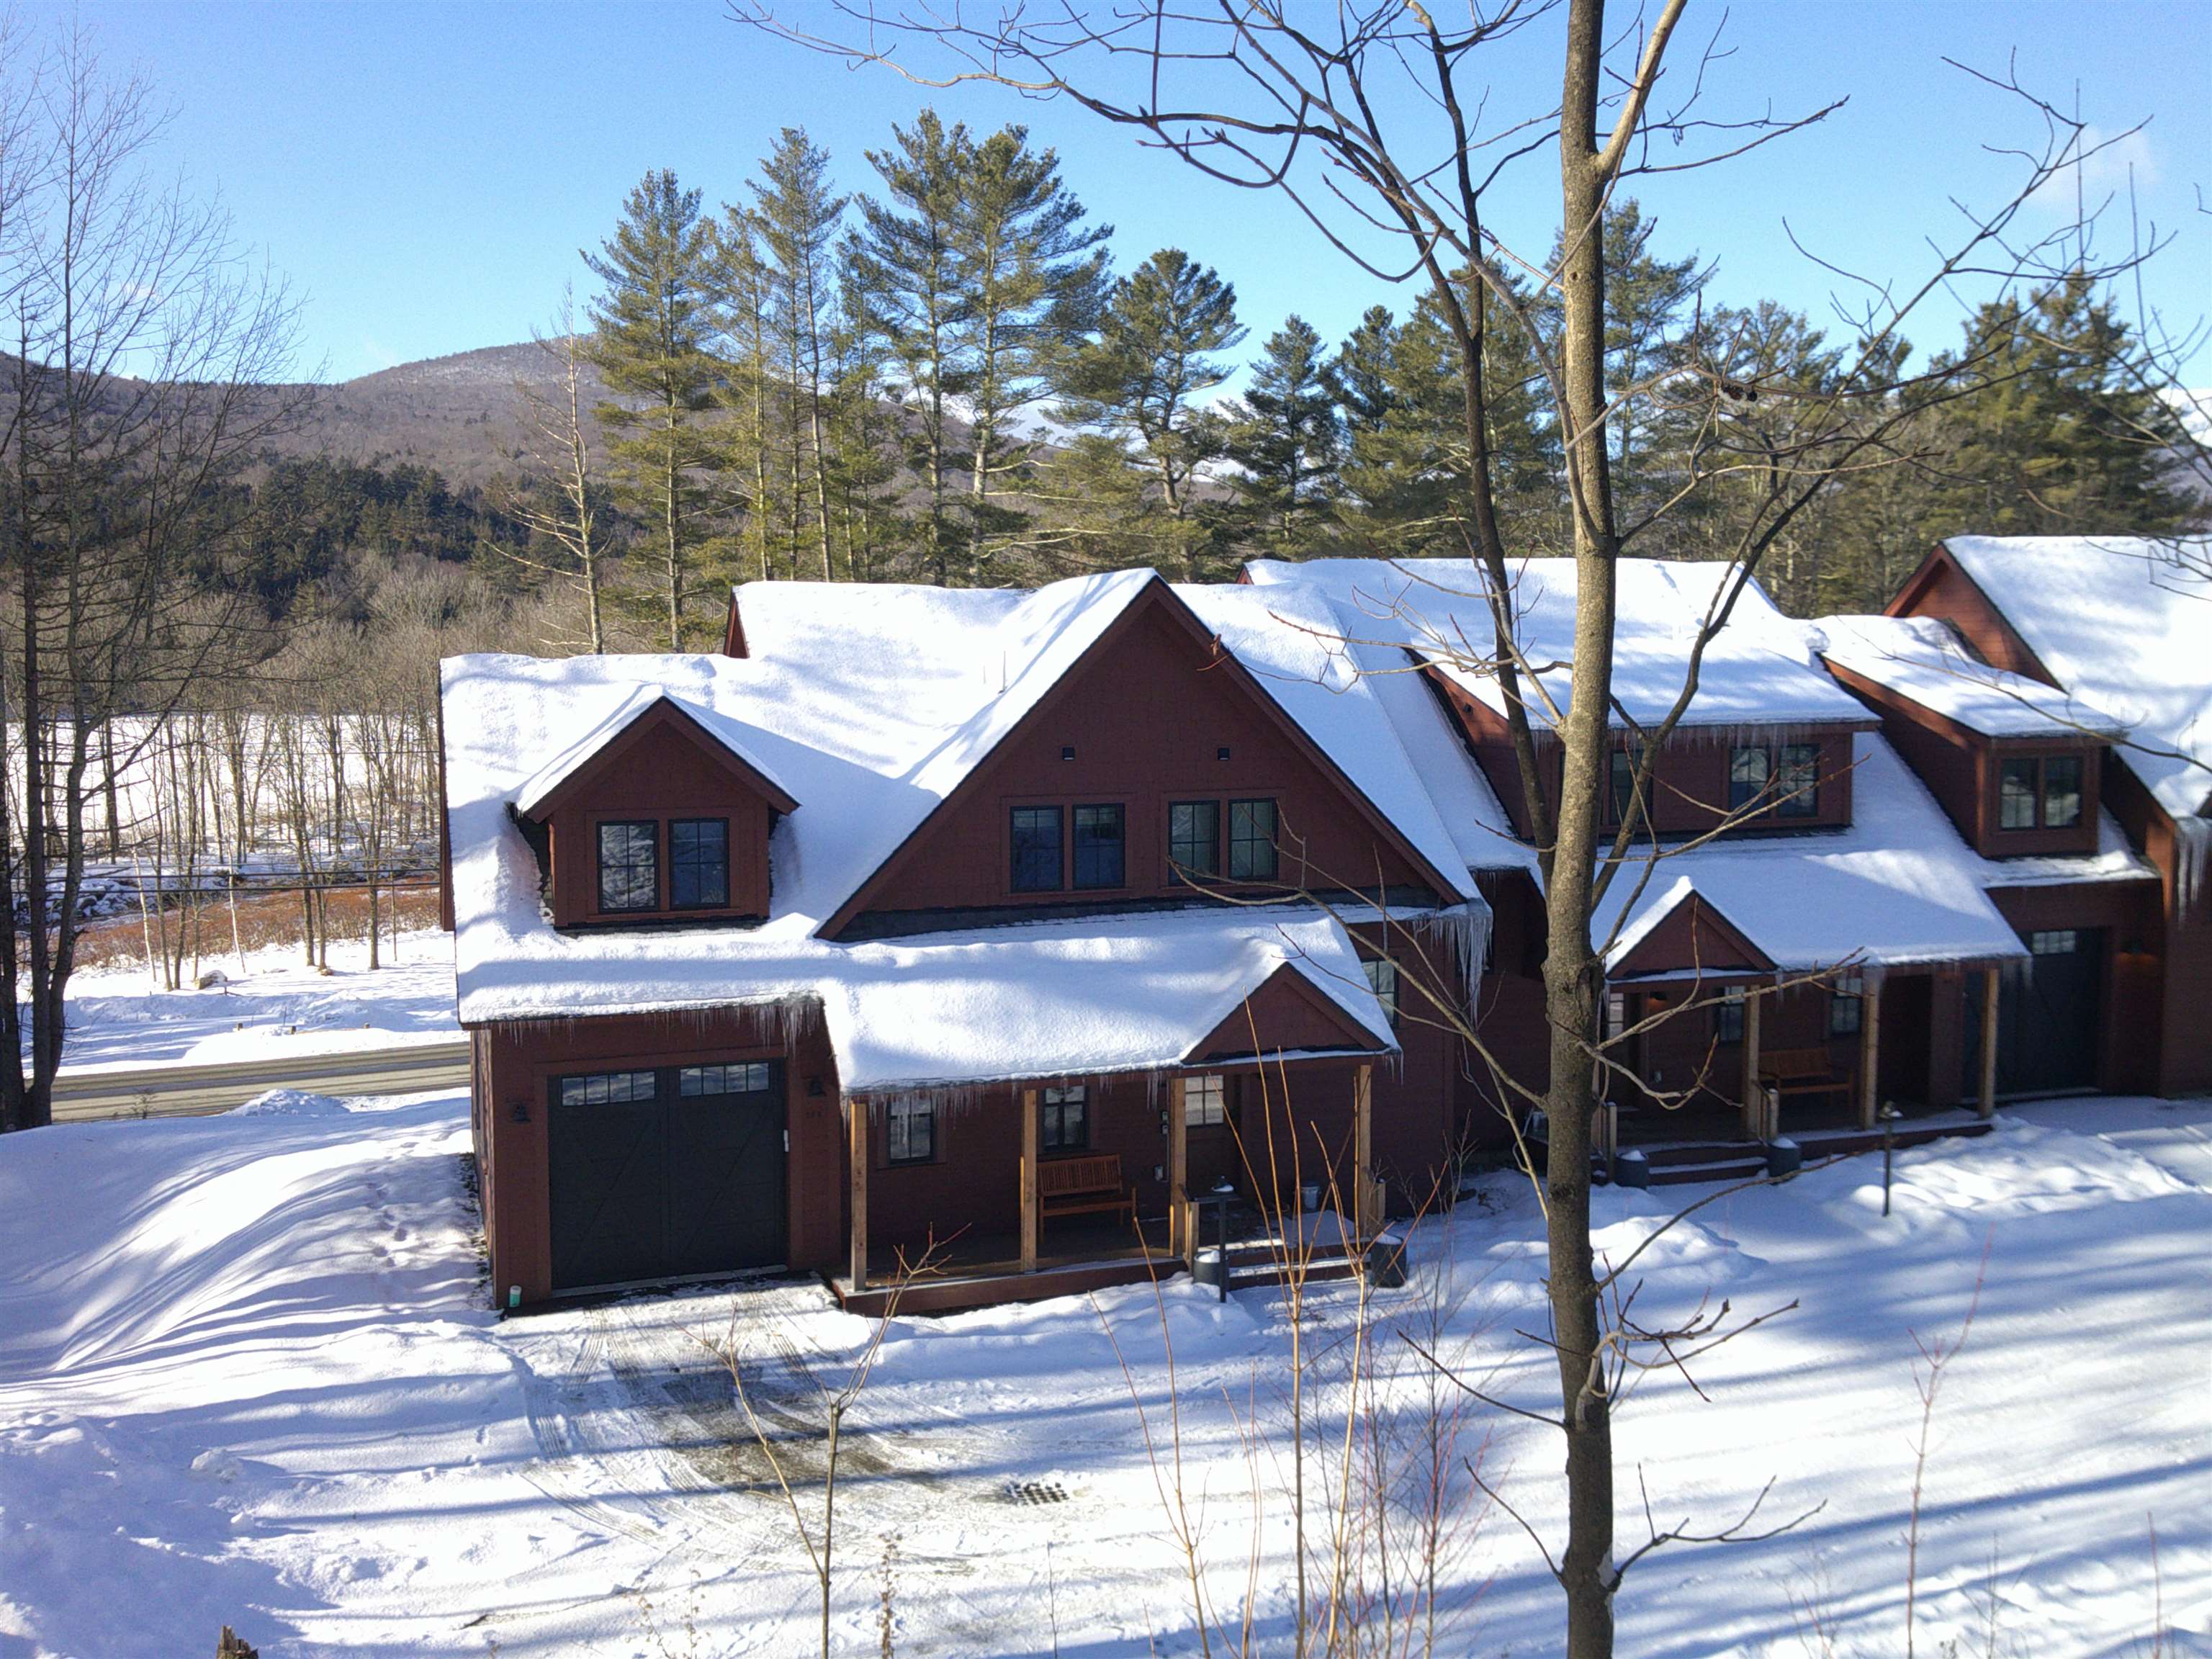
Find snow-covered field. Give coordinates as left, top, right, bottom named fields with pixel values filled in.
left=58, top=932, right=458, bottom=1072
left=1, top=1092, right=2205, bottom=1658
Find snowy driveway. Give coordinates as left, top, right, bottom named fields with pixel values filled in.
left=1, top=1091, right=2207, bottom=1657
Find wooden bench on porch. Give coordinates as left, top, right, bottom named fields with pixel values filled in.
left=1758, top=1046, right=1857, bottom=1109
left=1039, top=1153, right=1136, bottom=1227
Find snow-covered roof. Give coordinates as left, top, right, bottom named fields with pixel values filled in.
left=511, top=685, right=799, bottom=819
left=825, top=907, right=1393, bottom=1095
left=1938, top=536, right=2212, bottom=819
left=1246, top=556, right=1873, bottom=733
left=1812, top=614, right=2133, bottom=742
left=1596, top=733, right=2105, bottom=977
left=441, top=570, right=1481, bottom=1064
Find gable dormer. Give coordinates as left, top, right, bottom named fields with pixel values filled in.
left=515, top=691, right=798, bottom=928
left=1817, top=616, right=2121, bottom=861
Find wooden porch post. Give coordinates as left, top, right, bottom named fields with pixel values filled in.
left=848, top=1096, right=868, bottom=1294
left=1741, top=986, right=1764, bottom=1139
left=1977, top=968, right=2000, bottom=1118
left=1020, top=1087, right=1040, bottom=1273
left=1354, top=1063, right=1377, bottom=1237
left=1858, top=972, right=1882, bottom=1132
left=1166, top=1074, right=1187, bottom=1256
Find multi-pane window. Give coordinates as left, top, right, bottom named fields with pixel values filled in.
left=1183, top=1074, right=1226, bottom=1127
left=558, top=1069, right=657, bottom=1107
left=2031, top=929, right=2080, bottom=956
left=2002, top=755, right=2085, bottom=832
left=1828, top=974, right=1864, bottom=1038
left=1728, top=745, right=1819, bottom=817
left=1776, top=744, right=1820, bottom=817
left=1071, top=804, right=1127, bottom=889
left=887, top=1094, right=935, bottom=1164
left=669, top=818, right=730, bottom=909
left=1040, top=1084, right=1089, bottom=1151
left=678, top=1062, right=774, bottom=1096
left=1728, top=746, right=1771, bottom=812
left=1364, top=957, right=1400, bottom=1022
left=596, top=821, right=659, bottom=912
left=1169, top=800, right=1220, bottom=880
left=1228, top=798, right=1280, bottom=881
left=2043, top=755, right=2084, bottom=828
left=1716, top=986, right=1745, bottom=1044
left=1010, top=806, right=1064, bottom=891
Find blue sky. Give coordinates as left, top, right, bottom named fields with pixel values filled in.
left=45, top=1, right=2212, bottom=385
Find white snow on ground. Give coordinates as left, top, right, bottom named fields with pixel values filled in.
left=57, top=931, right=458, bottom=1073
left=2, top=1094, right=2206, bottom=1657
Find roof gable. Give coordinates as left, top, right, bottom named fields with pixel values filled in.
left=1609, top=885, right=1777, bottom=979
left=1184, top=961, right=1394, bottom=1065
left=513, top=690, right=800, bottom=822
left=1917, top=536, right=2212, bottom=820
left=818, top=576, right=1470, bottom=937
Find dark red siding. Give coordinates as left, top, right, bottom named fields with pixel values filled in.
left=536, top=714, right=780, bottom=926
left=1888, top=547, right=2056, bottom=684
left=839, top=595, right=1448, bottom=931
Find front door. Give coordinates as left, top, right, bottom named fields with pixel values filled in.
left=549, top=1060, right=787, bottom=1292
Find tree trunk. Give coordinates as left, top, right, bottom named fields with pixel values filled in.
left=1547, top=4, right=1627, bottom=1653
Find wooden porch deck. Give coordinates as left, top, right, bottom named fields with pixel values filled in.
left=827, top=1207, right=1390, bottom=1317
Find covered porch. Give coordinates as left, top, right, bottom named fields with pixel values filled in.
left=830, top=1056, right=1393, bottom=1317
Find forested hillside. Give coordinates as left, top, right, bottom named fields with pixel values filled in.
left=241, top=121, right=2204, bottom=660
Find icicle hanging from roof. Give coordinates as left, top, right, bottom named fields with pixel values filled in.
left=2176, top=814, right=2211, bottom=922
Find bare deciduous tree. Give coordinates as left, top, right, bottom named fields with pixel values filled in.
left=0, top=24, right=302, bottom=1132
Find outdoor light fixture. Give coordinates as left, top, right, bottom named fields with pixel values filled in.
left=1061, top=745, right=1076, bottom=760
left=1217, top=746, right=1231, bottom=761
left=806, top=1076, right=826, bottom=1097
left=508, top=1100, right=529, bottom=1125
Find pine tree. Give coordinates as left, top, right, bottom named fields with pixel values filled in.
left=1052, top=248, right=1246, bottom=579
left=1930, top=275, right=2195, bottom=538
left=706, top=208, right=781, bottom=583
left=583, top=169, right=716, bottom=646
left=953, top=125, right=1111, bottom=581
left=1336, top=274, right=1560, bottom=559
left=1224, top=315, right=1343, bottom=554
left=851, top=110, right=975, bottom=583
left=750, top=128, right=849, bottom=580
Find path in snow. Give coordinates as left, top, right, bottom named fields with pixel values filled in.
left=0, top=1092, right=2206, bottom=1657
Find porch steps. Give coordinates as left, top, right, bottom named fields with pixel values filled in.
left=1621, top=1138, right=1769, bottom=1186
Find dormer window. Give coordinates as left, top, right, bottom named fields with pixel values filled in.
left=2000, top=755, right=2082, bottom=831
left=670, top=819, right=731, bottom=909
left=597, top=822, right=659, bottom=913
left=1730, top=743, right=1820, bottom=819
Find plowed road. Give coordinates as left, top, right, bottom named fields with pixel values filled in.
left=50, top=1040, right=472, bottom=1122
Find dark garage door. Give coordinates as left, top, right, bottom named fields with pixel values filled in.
left=1968, top=930, right=2104, bottom=1100
left=549, top=1061, right=786, bottom=1292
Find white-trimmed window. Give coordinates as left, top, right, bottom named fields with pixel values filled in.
left=887, top=1094, right=935, bottom=1164
left=1183, top=1074, right=1227, bottom=1127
